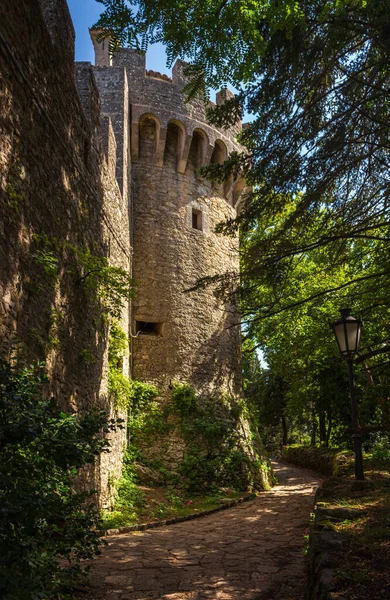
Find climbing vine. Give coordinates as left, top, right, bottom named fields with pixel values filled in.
left=170, top=383, right=265, bottom=493
left=32, top=234, right=133, bottom=319
left=120, top=381, right=269, bottom=495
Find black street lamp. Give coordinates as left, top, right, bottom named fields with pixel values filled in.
left=331, top=308, right=364, bottom=481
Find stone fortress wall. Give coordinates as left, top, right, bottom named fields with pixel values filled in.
left=90, top=37, right=247, bottom=399
left=0, top=0, right=248, bottom=503
left=0, top=0, right=129, bottom=506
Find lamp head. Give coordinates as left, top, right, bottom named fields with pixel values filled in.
left=331, top=308, right=362, bottom=356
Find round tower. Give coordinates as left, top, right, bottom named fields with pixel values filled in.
left=90, top=35, right=271, bottom=492
left=127, top=53, right=245, bottom=398
left=90, top=37, right=247, bottom=398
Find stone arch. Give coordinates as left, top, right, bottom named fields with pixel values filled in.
left=210, top=139, right=228, bottom=194
left=164, top=119, right=186, bottom=169
left=187, top=128, right=209, bottom=172
left=139, top=113, right=160, bottom=161
left=210, top=139, right=228, bottom=165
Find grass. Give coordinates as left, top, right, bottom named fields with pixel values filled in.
left=316, top=453, right=390, bottom=600
left=102, top=485, right=243, bottom=531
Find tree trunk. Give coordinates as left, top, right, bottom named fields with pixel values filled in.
left=326, top=414, right=332, bottom=447
left=311, top=410, right=317, bottom=446
left=319, top=410, right=327, bottom=445
left=281, top=415, right=288, bottom=446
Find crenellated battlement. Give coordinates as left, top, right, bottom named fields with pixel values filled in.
left=90, top=30, right=246, bottom=209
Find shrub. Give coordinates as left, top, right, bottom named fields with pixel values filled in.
left=0, top=359, right=121, bottom=599
left=114, top=449, right=145, bottom=510
left=371, top=434, right=390, bottom=462
left=172, top=384, right=264, bottom=493
left=281, top=445, right=347, bottom=476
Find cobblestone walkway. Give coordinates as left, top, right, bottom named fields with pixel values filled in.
left=83, top=462, right=323, bottom=600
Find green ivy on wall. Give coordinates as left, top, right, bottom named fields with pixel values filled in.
left=31, top=234, right=134, bottom=319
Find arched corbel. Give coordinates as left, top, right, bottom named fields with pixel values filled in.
left=203, top=144, right=215, bottom=166
left=177, top=134, right=192, bottom=173
left=137, top=113, right=162, bottom=164
left=156, top=127, right=167, bottom=167
left=233, top=181, right=251, bottom=210
left=224, top=174, right=235, bottom=202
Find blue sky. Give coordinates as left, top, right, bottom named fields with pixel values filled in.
left=67, top=0, right=171, bottom=75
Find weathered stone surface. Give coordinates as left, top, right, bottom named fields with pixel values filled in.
left=89, top=22, right=260, bottom=473
left=307, top=501, right=354, bottom=599
left=1, top=0, right=256, bottom=508
left=316, top=506, right=362, bottom=522
left=133, top=463, right=164, bottom=484
left=0, top=0, right=129, bottom=506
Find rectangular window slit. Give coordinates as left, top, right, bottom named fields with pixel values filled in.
left=192, top=209, right=202, bottom=230
left=136, top=321, right=164, bottom=336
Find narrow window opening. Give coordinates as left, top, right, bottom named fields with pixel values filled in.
left=136, top=321, right=164, bottom=336
left=192, top=209, right=202, bottom=230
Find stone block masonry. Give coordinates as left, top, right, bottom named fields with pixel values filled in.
left=0, top=0, right=250, bottom=504
left=90, top=35, right=248, bottom=400
left=0, top=0, right=130, bottom=506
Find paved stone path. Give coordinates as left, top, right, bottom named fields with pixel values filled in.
left=83, top=462, right=323, bottom=600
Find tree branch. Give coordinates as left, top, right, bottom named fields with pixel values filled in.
left=250, top=270, right=390, bottom=323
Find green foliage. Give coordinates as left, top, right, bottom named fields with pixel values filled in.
left=102, top=447, right=145, bottom=529
left=47, top=308, right=60, bottom=349
left=5, top=161, right=25, bottom=212
left=171, top=383, right=264, bottom=493
left=107, top=321, right=159, bottom=421
left=0, top=359, right=122, bottom=599
left=32, top=247, right=59, bottom=278
left=171, top=382, right=196, bottom=415
left=73, top=247, right=133, bottom=319
left=128, top=386, right=166, bottom=437
left=32, top=234, right=60, bottom=279
left=114, top=448, right=145, bottom=510
left=108, top=367, right=132, bottom=411
left=79, top=348, right=96, bottom=363
left=282, top=445, right=350, bottom=476
left=108, top=320, right=129, bottom=366
left=32, top=234, right=133, bottom=319
left=104, top=382, right=271, bottom=528
left=129, top=379, right=159, bottom=409
left=370, top=434, right=390, bottom=463
left=108, top=321, right=131, bottom=411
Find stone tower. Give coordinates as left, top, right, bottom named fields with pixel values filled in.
left=91, top=36, right=247, bottom=399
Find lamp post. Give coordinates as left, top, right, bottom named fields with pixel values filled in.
left=331, top=308, right=364, bottom=481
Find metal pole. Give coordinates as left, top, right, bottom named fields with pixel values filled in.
left=347, top=357, right=365, bottom=480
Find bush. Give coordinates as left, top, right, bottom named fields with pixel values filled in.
left=114, top=449, right=145, bottom=510
left=172, top=384, right=264, bottom=493
left=281, top=445, right=347, bottom=476
left=371, top=434, right=390, bottom=462
left=0, top=359, right=121, bottom=599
